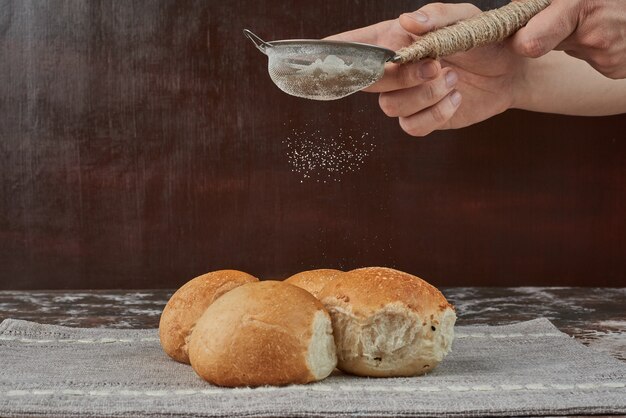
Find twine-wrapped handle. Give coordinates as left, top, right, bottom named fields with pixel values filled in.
left=394, top=0, right=551, bottom=63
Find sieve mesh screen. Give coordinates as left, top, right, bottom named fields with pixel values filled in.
left=266, top=43, right=388, bottom=100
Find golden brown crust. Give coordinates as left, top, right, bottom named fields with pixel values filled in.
left=318, top=267, right=453, bottom=317
left=284, top=269, right=343, bottom=298
left=318, top=267, right=456, bottom=377
left=158, top=270, right=258, bottom=364
left=188, top=281, right=331, bottom=387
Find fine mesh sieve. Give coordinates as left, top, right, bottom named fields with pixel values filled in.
left=245, top=0, right=550, bottom=101
left=244, top=31, right=394, bottom=101
left=265, top=41, right=394, bottom=101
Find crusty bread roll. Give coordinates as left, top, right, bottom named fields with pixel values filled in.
left=318, top=267, right=456, bottom=377
left=284, top=268, right=343, bottom=298
left=188, top=281, right=337, bottom=387
left=159, top=270, right=258, bottom=364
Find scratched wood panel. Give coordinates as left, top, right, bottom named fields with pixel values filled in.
left=0, top=0, right=625, bottom=289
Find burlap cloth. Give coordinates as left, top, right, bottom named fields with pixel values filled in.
left=1, top=318, right=624, bottom=417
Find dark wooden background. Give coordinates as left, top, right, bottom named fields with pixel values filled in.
left=1, top=0, right=625, bottom=290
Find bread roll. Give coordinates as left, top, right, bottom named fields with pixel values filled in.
left=188, top=281, right=337, bottom=387
left=318, top=267, right=456, bottom=377
left=284, top=268, right=343, bottom=298
left=159, top=270, right=258, bottom=364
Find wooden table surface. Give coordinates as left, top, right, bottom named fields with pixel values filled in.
left=1, top=286, right=624, bottom=362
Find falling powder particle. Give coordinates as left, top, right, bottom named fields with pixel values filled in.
left=282, top=126, right=376, bottom=183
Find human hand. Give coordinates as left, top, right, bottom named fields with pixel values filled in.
left=510, top=0, right=626, bottom=79
left=327, top=3, right=528, bottom=137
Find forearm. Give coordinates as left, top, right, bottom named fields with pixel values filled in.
left=512, top=51, right=626, bottom=116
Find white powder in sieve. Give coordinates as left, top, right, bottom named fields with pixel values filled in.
left=294, top=55, right=353, bottom=76
left=268, top=52, right=381, bottom=100
left=282, top=123, right=376, bottom=183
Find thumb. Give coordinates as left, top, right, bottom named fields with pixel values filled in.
left=509, top=0, right=580, bottom=58
left=399, top=3, right=482, bottom=36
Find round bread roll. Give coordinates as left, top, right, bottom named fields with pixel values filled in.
left=159, top=270, right=258, bottom=364
left=318, top=267, right=456, bottom=377
left=188, top=281, right=337, bottom=387
left=284, top=268, right=343, bottom=298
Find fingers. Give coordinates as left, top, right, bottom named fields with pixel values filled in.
left=363, top=59, right=441, bottom=93
left=326, top=18, right=417, bottom=52
left=324, top=19, right=394, bottom=45
left=327, top=1, right=482, bottom=137
left=509, top=0, right=581, bottom=58
left=378, top=68, right=459, bottom=117
left=326, top=2, right=482, bottom=48
left=369, top=3, right=474, bottom=135
left=399, top=2, right=482, bottom=35
left=376, top=66, right=463, bottom=137
left=399, top=90, right=463, bottom=137
left=324, top=19, right=442, bottom=95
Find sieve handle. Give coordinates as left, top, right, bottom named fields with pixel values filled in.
left=244, top=29, right=273, bottom=54
left=392, top=0, right=551, bottom=64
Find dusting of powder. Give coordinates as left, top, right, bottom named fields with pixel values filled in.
left=282, top=119, right=376, bottom=183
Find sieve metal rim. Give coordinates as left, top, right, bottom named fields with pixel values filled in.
left=266, top=39, right=396, bottom=62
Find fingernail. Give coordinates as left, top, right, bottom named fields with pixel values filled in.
left=404, top=11, right=428, bottom=23
left=445, top=71, right=458, bottom=88
left=420, top=62, right=438, bottom=79
left=450, top=91, right=462, bottom=106
left=408, top=11, right=429, bottom=22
